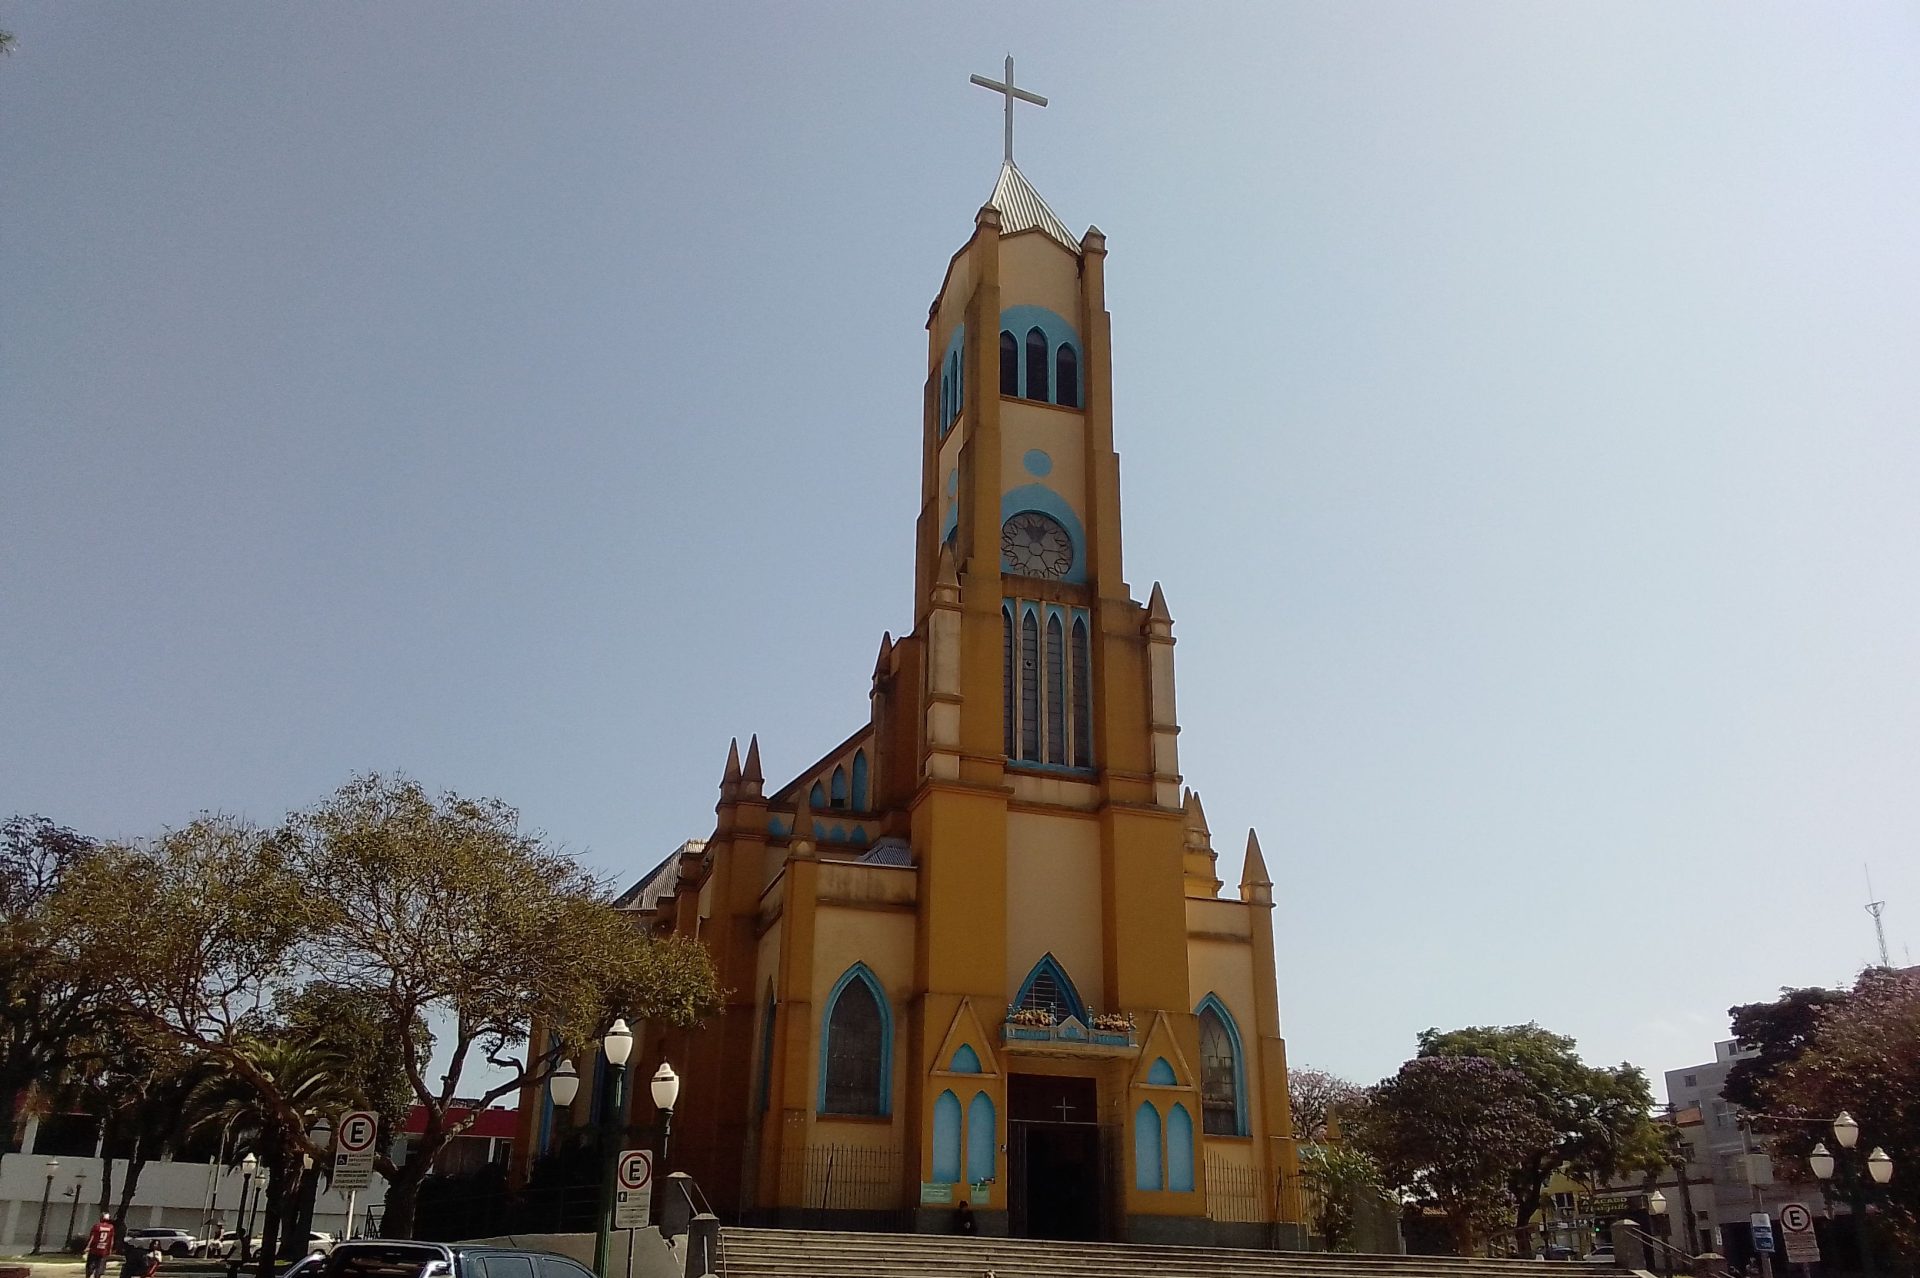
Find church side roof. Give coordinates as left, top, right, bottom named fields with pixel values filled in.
left=614, top=839, right=704, bottom=911
left=990, top=162, right=1080, bottom=253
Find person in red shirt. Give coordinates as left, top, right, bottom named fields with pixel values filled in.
left=84, top=1215, right=117, bottom=1278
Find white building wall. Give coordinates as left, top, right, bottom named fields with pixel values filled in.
left=0, top=1152, right=387, bottom=1252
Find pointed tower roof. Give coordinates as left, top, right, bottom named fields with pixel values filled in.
left=1240, top=828, right=1274, bottom=904
left=989, top=162, right=1081, bottom=253
left=723, top=738, right=742, bottom=784
left=742, top=735, right=763, bottom=784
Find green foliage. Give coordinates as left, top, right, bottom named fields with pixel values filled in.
left=284, top=773, right=723, bottom=1236
left=0, top=816, right=113, bottom=1129
left=23, top=773, right=724, bottom=1241
left=273, top=982, right=427, bottom=1153
left=1350, top=1054, right=1554, bottom=1254
left=1722, top=985, right=1850, bottom=1113
left=1417, top=1023, right=1662, bottom=1235
left=1299, top=1140, right=1383, bottom=1251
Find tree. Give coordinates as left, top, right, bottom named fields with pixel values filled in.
left=184, top=1035, right=360, bottom=1278
left=1754, top=968, right=1920, bottom=1264
left=1349, top=1054, right=1553, bottom=1254
left=0, top=815, right=114, bottom=1141
left=272, top=982, right=426, bottom=1155
left=286, top=774, right=723, bottom=1238
left=66, top=1025, right=199, bottom=1227
left=1722, top=985, right=1850, bottom=1114
left=1290, top=1067, right=1363, bottom=1142
left=1418, top=1024, right=1663, bottom=1241
left=1299, top=1139, right=1383, bottom=1252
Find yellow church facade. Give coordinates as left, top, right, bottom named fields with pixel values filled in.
left=521, top=160, right=1305, bottom=1247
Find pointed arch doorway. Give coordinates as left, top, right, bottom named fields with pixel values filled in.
left=1007, top=1073, right=1110, bottom=1241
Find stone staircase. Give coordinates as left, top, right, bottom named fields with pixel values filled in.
left=716, top=1227, right=1573, bottom=1278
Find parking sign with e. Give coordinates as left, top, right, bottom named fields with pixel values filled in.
left=332, top=1110, right=378, bottom=1191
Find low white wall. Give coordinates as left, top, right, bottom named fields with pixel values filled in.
left=0, top=1153, right=387, bottom=1252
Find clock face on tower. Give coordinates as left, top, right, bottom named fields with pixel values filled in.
left=1001, top=511, right=1074, bottom=580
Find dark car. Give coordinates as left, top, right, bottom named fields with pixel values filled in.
left=320, top=1240, right=595, bottom=1278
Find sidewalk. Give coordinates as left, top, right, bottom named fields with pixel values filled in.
left=0, top=1259, right=86, bottom=1278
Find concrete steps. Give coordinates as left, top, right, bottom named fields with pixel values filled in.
left=717, top=1227, right=1570, bottom=1278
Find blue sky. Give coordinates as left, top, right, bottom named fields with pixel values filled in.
left=4, top=3, right=1917, bottom=1098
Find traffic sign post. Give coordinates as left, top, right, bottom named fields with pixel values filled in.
left=331, top=1111, right=378, bottom=1192
left=1779, top=1203, right=1820, bottom=1267
left=612, top=1150, right=653, bottom=1229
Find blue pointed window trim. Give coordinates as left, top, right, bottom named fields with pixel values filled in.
left=851, top=750, right=869, bottom=811
left=818, top=962, right=893, bottom=1116
left=1167, top=1103, right=1196, bottom=1191
left=950, top=1044, right=982, bottom=1074
left=1195, top=993, right=1249, bottom=1137
left=1014, top=953, right=1086, bottom=1024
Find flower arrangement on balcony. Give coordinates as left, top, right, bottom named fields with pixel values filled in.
left=1006, top=1005, right=1056, bottom=1028
left=1090, top=1010, right=1135, bottom=1034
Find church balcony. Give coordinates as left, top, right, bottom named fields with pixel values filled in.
left=1000, top=1011, right=1137, bottom=1058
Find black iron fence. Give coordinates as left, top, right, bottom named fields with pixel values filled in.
left=775, top=1142, right=905, bottom=1213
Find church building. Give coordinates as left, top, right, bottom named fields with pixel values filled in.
left=519, top=84, right=1305, bottom=1246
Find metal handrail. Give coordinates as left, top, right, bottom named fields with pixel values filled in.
left=1617, top=1221, right=1718, bottom=1276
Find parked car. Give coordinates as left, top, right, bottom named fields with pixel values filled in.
left=1582, top=1243, right=1618, bottom=1265
left=194, top=1229, right=247, bottom=1258
left=320, top=1239, right=595, bottom=1278
left=305, top=1233, right=337, bottom=1256
left=123, top=1229, right=197, bottom=1258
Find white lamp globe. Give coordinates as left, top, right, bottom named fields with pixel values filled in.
left=651, top=1062, right=681, bottom=1112
left=1808, top=1142, right=1835, bottom=1181
left=603, top=1018, right=633, bottom=1068
left=1867, top=1147, right=1892, bottom=1185
left=1834, top=1111, right=1860, bottom=1149
left=1648, top=1190, right=1668, bottom=1216
left=549, top=1059, right=580, bottom=1107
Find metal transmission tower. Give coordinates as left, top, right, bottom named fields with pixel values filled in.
left=1865, top=865, right=1890, bottom=967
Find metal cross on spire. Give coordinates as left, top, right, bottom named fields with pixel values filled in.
left=970, top=54, right=1047, bottom=166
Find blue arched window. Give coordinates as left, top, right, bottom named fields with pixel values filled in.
left=851, top=750, right=869, bottom=810
left=1196, top=994, right=1248, bottom=1136
left=1055, top=343, right=1079, bottom=408
left=967, top=1092, right=997, bottom=1184
left=932, top=1090, right=962, bottom=1182
left=1147, top=1057, right=1177, bottom=1086
left=1134, top=1102, right=1163, bottom=1190
left=830, top=766, right=848, bottom=809
left=1167, top=1104, right=1196, bottom=1191
left=1014, top=953, right=1085, bottom=1023
left=808, top=781, right=825, bottom=811
left=1025, top=327, right=1049, bottom=402
left=820, top=964, right=891, bottom=1116
left=950, top=1044, right=982, bottom=1074
left=999, top=331, right=1018, bottom=396
left=940, top=373, right=950, bottom=432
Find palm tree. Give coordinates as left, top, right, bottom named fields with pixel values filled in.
left=185, top=1036, right=361, bottom=1277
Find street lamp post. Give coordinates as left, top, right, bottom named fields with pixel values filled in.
left=33, top=1159, right=58, bottom=1254
left=592, top=1019, right=633, bottom=1278
left=1649, top=1190, right=1672, bottom=1278
left=1808, top=1111, right=1895, bottom=1277
left=237, top=1152, right=258, bottom=1263
left=64, top=1173, right=87, bottom=1249
left=649, top=1063, right=680, bottom=1226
